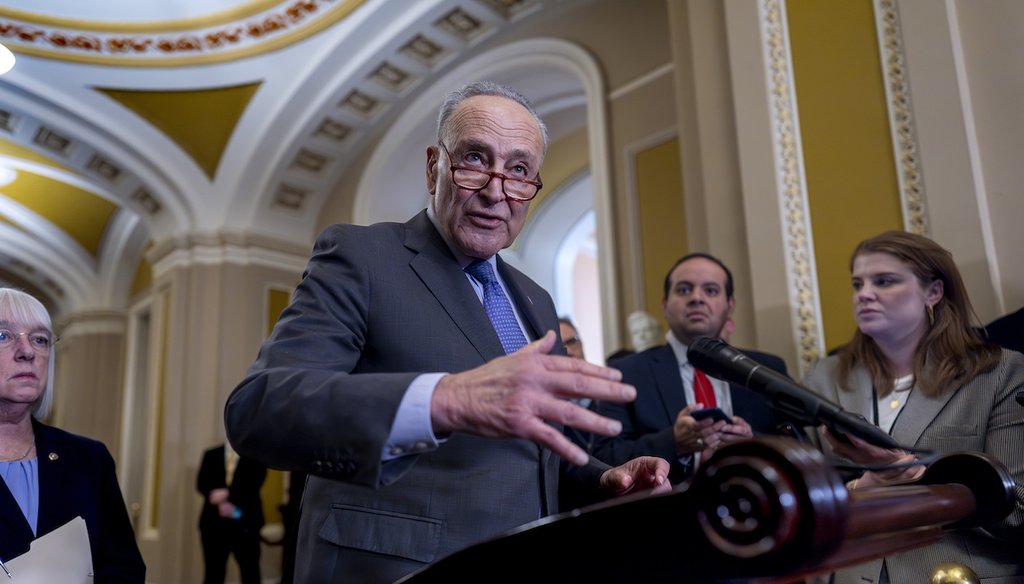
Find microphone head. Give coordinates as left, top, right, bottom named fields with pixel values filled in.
left=690, top=336, right=727, bottom=354
left=688, top=337, right=745, bottom=378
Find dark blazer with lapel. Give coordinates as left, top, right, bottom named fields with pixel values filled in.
left=225, top=211, right=597, bottom=584
left=196, top=444, right=267, bottom=533
left=804, top=350, right=1024, bottom=583
left=0, top=420, right=145, bottom=582
left=592, top=344, right=786, bottom=484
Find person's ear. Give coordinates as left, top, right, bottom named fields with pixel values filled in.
left=925, top=279, right=944, bottom=305
left=426, top=146, right=439, bottom=195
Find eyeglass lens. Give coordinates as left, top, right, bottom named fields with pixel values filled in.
left=0, top=329, right=54, bottom=353
left=451, top=169, right=537, bottom=200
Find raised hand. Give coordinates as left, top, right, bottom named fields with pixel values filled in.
left=432, top=331, right=637, bottom=465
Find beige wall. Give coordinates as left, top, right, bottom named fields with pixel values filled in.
left=117, top=237, right=306, bottom=583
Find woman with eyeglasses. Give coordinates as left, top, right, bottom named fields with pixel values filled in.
left=0, top=287, right=145, bottom=581
left=803, top=231, right=1024, bottom=582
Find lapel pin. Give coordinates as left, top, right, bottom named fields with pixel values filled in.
left=48, top=452, right=59, bottom=461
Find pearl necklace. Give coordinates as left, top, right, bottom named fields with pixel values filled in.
left=1, top=436, right=35, bottom=462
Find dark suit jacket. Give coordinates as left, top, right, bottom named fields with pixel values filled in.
left=983, top=306, right=1024, bottom=355
left=592, top=344, right=786, bottom=484
left=804, top=350, right=1024, bottom=583
left=225, top=210, right=603, bottom=584
left=0, top=420, right=145, bottom=582
left=196, top=444, right=267, bottom=534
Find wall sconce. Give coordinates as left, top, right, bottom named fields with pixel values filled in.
left=0, top=42, right=15, bottom=76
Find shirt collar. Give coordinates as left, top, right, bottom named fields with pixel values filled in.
left=666, top=330, right=692, bottom=367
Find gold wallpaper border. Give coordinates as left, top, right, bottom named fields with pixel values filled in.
left=875, top=0, right=928, bottom=235
left=761, top=0, right=824, bottom=374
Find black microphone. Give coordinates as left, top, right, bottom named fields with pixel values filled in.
left=688, top=337, right=903, bottom=450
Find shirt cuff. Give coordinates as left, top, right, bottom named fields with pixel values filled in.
left=382, top=373, right=446, bottom=461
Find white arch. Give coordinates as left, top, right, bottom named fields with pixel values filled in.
left=354, top=37, right=620, bottom=349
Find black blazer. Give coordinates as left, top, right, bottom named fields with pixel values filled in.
left=592, top=344, right=787, bottom=484
left=196, top=444, right=267, bottom=533
left=0, top=420, right=145, bottom=582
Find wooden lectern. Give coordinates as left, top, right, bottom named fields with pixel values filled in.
left=396, top=437, right=1014, bottom=583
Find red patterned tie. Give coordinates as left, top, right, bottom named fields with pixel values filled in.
left=693, top=367, right=717, bottom=408
left=693, top=367, right=716, bottom=464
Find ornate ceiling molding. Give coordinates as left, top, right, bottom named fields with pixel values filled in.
left=0, top=0, right=366, bottom=66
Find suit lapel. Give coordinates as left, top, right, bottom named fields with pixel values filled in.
left=891, top=380, right=959, bottom=447
left=404, top=212, right=505, bottom=361
left=496, top=257, right=547, bottom=342
left=841, top=367, right=957, bottom=447
left=34, top=423, right=67, bottom=536
left=837, top=367, right=876, bottom=420
left=650, top=346, right=687, bottom=423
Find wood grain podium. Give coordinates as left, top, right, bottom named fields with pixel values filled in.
left=396, top=437, right=1014, bottom=583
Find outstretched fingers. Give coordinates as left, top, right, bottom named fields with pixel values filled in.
left=523, top=417, right=590, bottom=466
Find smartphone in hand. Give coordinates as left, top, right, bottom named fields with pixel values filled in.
left=690, top=407, right=730, bottom=424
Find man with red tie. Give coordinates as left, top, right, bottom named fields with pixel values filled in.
left=592, top=253, right=788, bottom=484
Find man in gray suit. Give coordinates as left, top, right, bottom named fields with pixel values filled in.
left=225, top=81, right=669, bottom=583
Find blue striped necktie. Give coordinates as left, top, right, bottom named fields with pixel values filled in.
left=465, top=260, right=528, bottom=354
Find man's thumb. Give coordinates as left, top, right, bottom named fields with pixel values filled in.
left=517, top=329, right=557, bottom=354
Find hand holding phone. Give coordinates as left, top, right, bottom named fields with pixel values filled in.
left=690, top=407, right=730, bottom=424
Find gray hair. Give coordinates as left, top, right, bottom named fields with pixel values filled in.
left=0, top=288, right=55, bottom=419
left=436, top=80, right=549, bottom=152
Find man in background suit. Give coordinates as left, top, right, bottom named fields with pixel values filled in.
left=225, top=81, right=669, bottom=584
left=196, top=442, right=267, bottom=584
left=593, top=253, right=788, bottom=484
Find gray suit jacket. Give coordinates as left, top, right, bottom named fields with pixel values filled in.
left=803, top=350, right=1024, bottom=583
left=225, top=211, right=595, bottom=583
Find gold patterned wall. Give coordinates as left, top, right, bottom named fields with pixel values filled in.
left=635, top=137, right=686, bottom=325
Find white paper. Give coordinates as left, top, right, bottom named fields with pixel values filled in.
left=5, top=515, right=93, bottom=583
